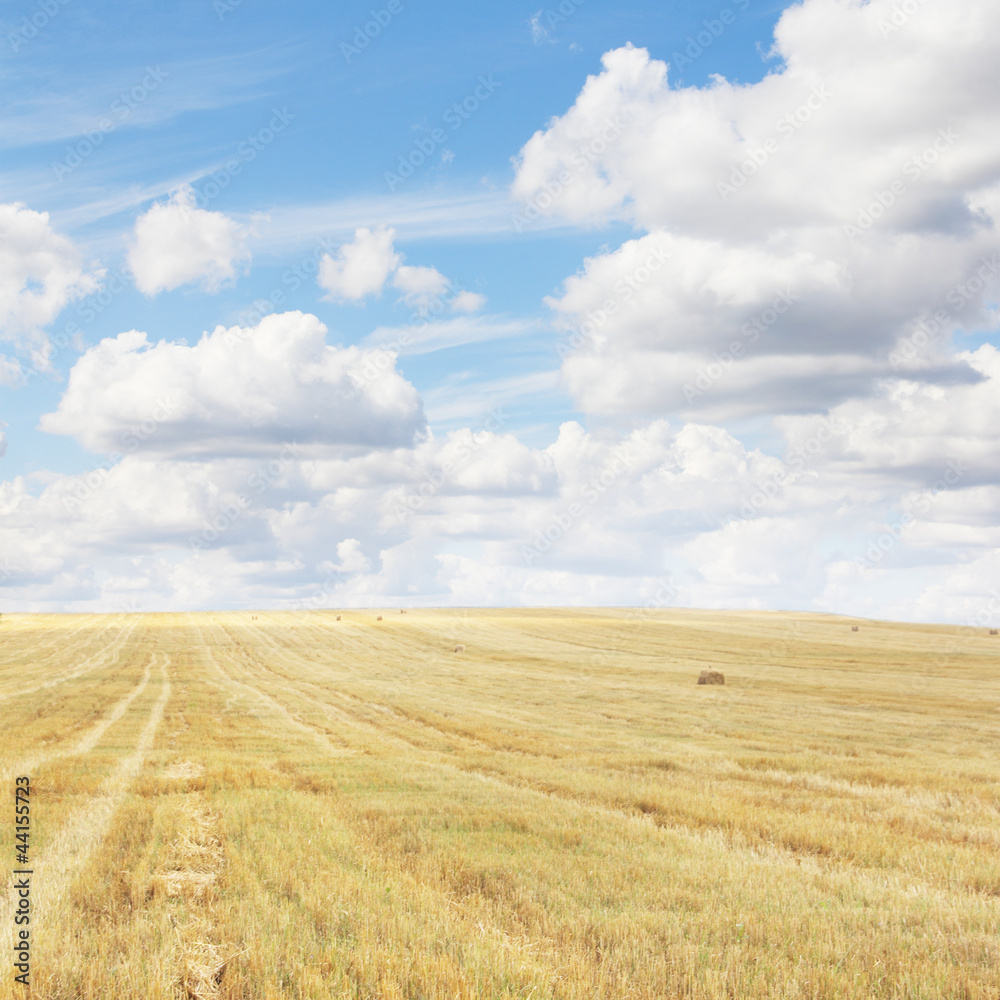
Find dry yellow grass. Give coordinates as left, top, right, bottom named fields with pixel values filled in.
left=0, top=608, right=998, bottom=999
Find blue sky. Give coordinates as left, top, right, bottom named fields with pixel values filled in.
left=2, top=0, right=786, bottom=476
left=2, top=0, right=999, bottom=621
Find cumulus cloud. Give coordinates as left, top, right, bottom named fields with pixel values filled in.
left=316, top=227, right=484, bottom=315
left=513, top=4, right=1000, bottom=418
left=331, top=538, right=372, bottom=574
left=317, top=226, right=401, bottom=302
left=0, top=202, right=103, bottom=358
left=451, top=290, right=486, bottom=313
left=391, top=264, right=450, bottom=310
left=39, top=310, right=426, bottom=456
left=127, top=185, right=252, bottom=296
left=778, top=344, right=1000, bottom=483
left=512, top=17, right=1000, bottom=236
left=1, top=404, right=997, bottom=623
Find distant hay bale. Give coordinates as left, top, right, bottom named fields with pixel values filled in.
left=991, top=628, right=998, bottom=635
left=336, top=615, right=342, bottom=621
left=376, top=615, right=383, bottom=621
left=851, top=625, right=859, bottom=632
left=454, top=644, right=465, bottom=653
left=697, top=669, right=725, bottom=685
left=400, top=609, right=406, bottom=614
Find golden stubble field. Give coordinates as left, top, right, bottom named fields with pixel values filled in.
left=0, top=607, right=998, bottom=999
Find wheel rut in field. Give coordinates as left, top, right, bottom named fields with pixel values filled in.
left=0, top=655, right=171, bottom=967
left=195, top=629, right=354, bottom=755
left=200, top=619, right=997, bottom=906
left=0, top=655, right=154, bottom=787
left=0, top=615, right=114, bottom=683
left=0, top=615, right=139, bottom=703
left=206, top=633, right=993, bottom=903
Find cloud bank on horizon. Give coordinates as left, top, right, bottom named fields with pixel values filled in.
left=0, top=0, right=998, bottom=626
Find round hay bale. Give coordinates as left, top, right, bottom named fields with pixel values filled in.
left=697, top=669, right=725, bottom=685
left=851, top=625, right=859, bottom=632
left=990, top=628, right=998, bottom=635
left=376, top=615, right=383, bottom=621
left=336, top=615, right=341, bottom=621
left=453, top=644, right=465, bottom=653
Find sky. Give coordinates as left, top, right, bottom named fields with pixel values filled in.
left=1, top=0, right=999, bottom=623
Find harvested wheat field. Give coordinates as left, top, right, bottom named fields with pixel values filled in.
left=1, top=608, right=998, bottom=999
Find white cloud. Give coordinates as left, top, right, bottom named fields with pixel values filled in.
left=332, top=538, right=371, bottom=574
left=391, top=264, right=450, bottom=309
left=513, top=5, right=1000, bottom=418
left=451, top=290, right=486, bottom=313
left=0, top=202, right=103, bottom=359
left=316, top=228, right=484, bottom=316
left=778, top=344, right=1000, bottom=483
left=513, top=16, right=1000, bottom=236
left=2, top=0, right=999, bottom=625
left=529, top=11, right=551, bottom=45
left=317, top=226, right=400, bottom=302
left=38, top=310, right=426, bottom=457
left=127, top=185, right=252, bottom=296
left=0, top=407, right=996, bottom=622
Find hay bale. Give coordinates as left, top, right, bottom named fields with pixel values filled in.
left=454, top=644, right=465, bottom=653
left=851, top=625, right=859, bottom=632
left=990, top=628, right=998, bottom=635
left=697, top=669, right=725, bottom=685
left=376, top=615, right=383, bottom=621
left=336, top=615, right=342, bottom=621
left=400, top=609, right=406, bottom=614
